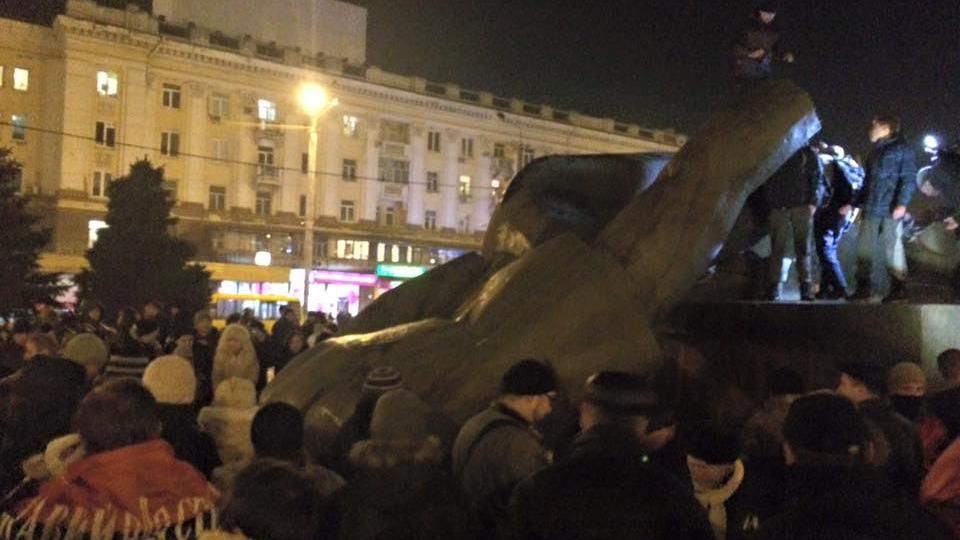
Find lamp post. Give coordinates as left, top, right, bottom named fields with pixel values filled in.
left=298, top=83, right=337, bottom=320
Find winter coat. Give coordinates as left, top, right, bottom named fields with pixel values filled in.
left=198, top=379, right=258, bottom=467
left=930, top=386, right=960, bottom=439
left=921, top=437, right=960, bottom=537
left=820, top=154, right=865, bottom=210
left=0, top=439, right=219, bottom=540
left=756, top=465, right=949, bottom=540
left=857, top=135, right=919, bottom=218
left=508, top=424, right=713, bottom=540
left=730, top=14, right=788, bottom=79
left=860, top=398, right=924, bottom=498
left=157, top=404, right=222, bottom=479
left=331, top=394, right=378, bottom=478
left=192, top=327, right=220, bottom=406
left=452, top=403, right=551, bottom=535
left=764, top=147, right=825, bottom=210
left=212, top=453, right=345, bottom=498
left=0, top=356, right=87, bottom=495
left=0, top=343, right=24, bottom=379
left=338, top=437, right=476, bottom=540
left=212, top=325, right=260, bottom=390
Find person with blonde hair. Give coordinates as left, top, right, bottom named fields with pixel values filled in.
left=212, top=324, right=260, bottom=391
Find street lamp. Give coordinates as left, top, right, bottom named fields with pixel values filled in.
left=298, top=82, right=338, bottom=320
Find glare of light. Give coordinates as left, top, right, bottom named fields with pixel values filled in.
left=924, top=135, right=940, bottom=151
left=254, top=251, right=272, bottom=267
left=491, top=179, right=501, bottom=189
left=298, top=83, right=337, bottom=117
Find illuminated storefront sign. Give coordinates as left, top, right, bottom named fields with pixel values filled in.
left=376, top=264, right=427, bottom=279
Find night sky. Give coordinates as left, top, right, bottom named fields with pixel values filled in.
left=3, top=0, right=958, bottom=157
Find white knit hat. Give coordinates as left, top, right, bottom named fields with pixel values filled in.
left=143, top=355, right=197, bottom=405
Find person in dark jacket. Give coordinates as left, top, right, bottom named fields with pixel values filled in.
left=270, top=308, right=300, bottom=350
left=763, top=145, right=825, bottom=301
left=731, top=1, right=795, bottom=82
left=339, top=389, right=475, bottom=540
left=142, top=355, right=221, bottom=479
left=850, top=114, right=919, bottom=303
left=0, top=320, right=30, bottom=378
left=931, top=349, right=960, bottom=439
left=814, top=145, right=865, bottom=299
left=836, top=362, right=923, bottom=499
left=330, top=365, right=405, bottom=478
left=191, top=311, right=220, bottom=406
left=453, top=359, right=557, bottom=538
left=508, top=371, right=713, bottom=540
left=757, top=392, right=949, bottom=540
left=0, top=333, right=87, bottom=495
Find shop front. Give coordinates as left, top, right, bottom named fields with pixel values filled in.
left=289, top=269, right=378, bottom=317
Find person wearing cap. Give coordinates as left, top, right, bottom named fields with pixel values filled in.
left=886, top=362, right=948, bottom=469
left=836, top=362, right=923, bottom=498
left=508, top=371, right=712, bottom=540
left=330, top=365, right=405, bottom=477
left=452, top=359, right=558, bottom=537
left=757, top=392, right=949, bottom=539
left=730, top=1, right=795, bottom=82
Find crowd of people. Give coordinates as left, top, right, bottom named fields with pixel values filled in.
left=1, top=293, right=960, bottom=539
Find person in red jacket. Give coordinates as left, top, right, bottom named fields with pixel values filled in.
left=0, top=378, right=219, bottom=540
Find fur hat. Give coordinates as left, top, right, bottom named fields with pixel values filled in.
left=887, top=362, right=926, bottom=394
left=498, top=359, right=557, bottom=396
left=143, top=355, right=197, bottom=405
left=683, top=423, right=743, bottom=465
left=213, top=377, right=258, bottom=409
left=783, top=392, right=871, bottom=456
left=362, top=365, right=404, bottom=394
left=370, top=389, right=431, bottom=442
left=62, top=333, right=109, bottom=373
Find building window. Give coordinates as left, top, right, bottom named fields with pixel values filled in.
left=460, top=138, right=474, bottom=158
left=339, top=200, right=356, bottom=222
left=96, top=71, right=119, bottom=97
left=427, top=131, right=441, bottom=152
left=378, top=157, right=409, bottom=184
left=255, top=191, right=272, bottom=216
left=257, top=99, right=277, bottom=122
left=160, top=132, right=180, bottom=156
left=11, top=115, right=26, bottom=141
left=522, top=146, right=535, bottom=166
left=301, top=153, right=309, bottom=174
left=91, top=171, right=112, bottom=198
left=424, top=211, right=437, bottom=230
left=426, top=172, right=439, bottom=193
left=208, top=186, right=226, bottom=211
left=162, top=83, right=181, bottom=109
left=342, top=115, right=359, bottom=138
left=376, top=243, right=386, bottom=262
left=0, top=66, right=4, bottom=87
left=299, top=195, right=307, bottom=217
left=95, top=122, right=116, bottom=147
left=209, top=94, right=229, bottom=119
left=211, top=138, right=228, bottom=160
left=257, top=146, right=276, bottom=176
left=13, top=68, right=28, bottom=91
left=380, top=120, right=410, bottom=144
left=342, top=159, right=357, bottom=181
left=391, top=245, right=401, bottom=263
left=459, top=215, right=472, bottom=234
left=459, top=175, right=472, bottom=202
left=493, top=143, right=506, bottom=159
left=88, top=220, right=108, bottom=248
left=335, top=239, right=369, bottom=260
left=384, top=206, right=396, bottom=226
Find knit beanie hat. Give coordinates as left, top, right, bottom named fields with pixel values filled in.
left=683, top=423, right=743, bottom=465
left=362, top=365, right=404, bottom=394
left=252, top=402, right=304, bottom=459
left=370, top=389, right=431, bottom=442
left=498, top=359, right=558, bottom=396
left=783, top=392, right=870, bottom=456
left=142, top=355, right=197, bottom=405
left=62, top=333, right=109, bottom=373
left=214, top=377, right=258, bottom=409
left=838, top=362, right=888, bottom=396
left=887, top=362, right=926, bottom=394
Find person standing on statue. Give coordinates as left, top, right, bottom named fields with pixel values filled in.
left=762, top=145, right=825, bottom=301
left=850, top=114, right=918, bottom=303
left=814, top=144, right=864, bottom=300
left=731, top=1, right=795, bottom=82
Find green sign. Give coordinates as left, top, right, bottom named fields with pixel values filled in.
left=376, top=264, right=427, bottom=279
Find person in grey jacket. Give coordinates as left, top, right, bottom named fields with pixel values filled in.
left=850, top=114, right=918, bottom=303
left=452, top=359, right=557, bottom=538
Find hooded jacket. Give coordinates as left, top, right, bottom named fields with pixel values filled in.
left=0, top=439, right=219, bottom=540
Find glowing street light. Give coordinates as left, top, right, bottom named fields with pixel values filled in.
left=298, top=82, right=338, bottom=319
left=924, top=134, right=940, bottom=153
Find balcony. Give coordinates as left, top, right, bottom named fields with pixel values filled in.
left=255, top=164, right=282, bottom=186
left=381, top=182, right=405, bottom=201
left=256, top=122, right=284, bottom=141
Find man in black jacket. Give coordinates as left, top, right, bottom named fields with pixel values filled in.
left=850, top=114, right=918, bottom=303
left=814, top=145, right=864, bottom=299
left=731, top=1, right=795, bottom=82
left=508, top=371, right=712, bottom=540
left=763, top=145, right=825, bottom=301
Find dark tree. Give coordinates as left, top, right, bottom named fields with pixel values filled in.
left=0, top=148, right=63, bottom=317
left=81, top=159, right=211, bottom=314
